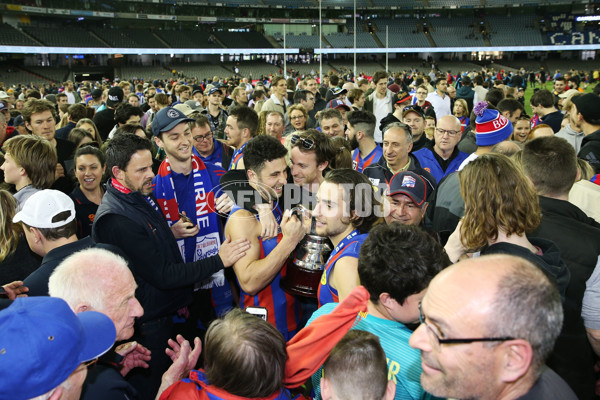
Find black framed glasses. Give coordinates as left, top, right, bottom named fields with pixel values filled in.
left=290, top=134, right=315, bottom=150
left=193, top=132, right=213, bottom=142
left=435, top=128, right=460, bottom=137
left=418, top=303, right=515, bottom=346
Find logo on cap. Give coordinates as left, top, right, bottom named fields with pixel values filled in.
left=108, top=95, right=119, bottom=101
left=167, top=109, right=179, bottom=118
left=401, top=175, right=416, bottom=188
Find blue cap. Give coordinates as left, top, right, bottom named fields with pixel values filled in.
left=207, top=86, right=223, bottom=95
left=387, top=171, right=432, bottom=206
left=151, top=107, right=194, bottom=137
left=327, top=99, right=350, bottom=111
left=0, top=297, right=116, bottom=399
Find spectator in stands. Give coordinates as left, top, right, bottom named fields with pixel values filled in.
left=92, top=132, right=248, bottom=399
left=453, top=98, right=469, bottom=133
left=201, top=87, right=228, bottom=140
left=0, top=296, right=116, bottom=400
left=346, top=110, right=381, bottom=173
left=22, top=99, right=75, bottom=194
left=76, top=118, right=103, bottom=148
left=56, top=92, right=68, bottom=106
left=190, top=115, right=232, bottom=168
left=365, top=71, right=394, bottom=144
left=0, top=189, right=41, bottom=284
left=444, top=154, right=569, bottom=301
left=413, top=115, right=469, bottom=183
left=456, top=75, right=474, bottom=112
left=287, top=104, right=308, bottom=134
left=522, top=136, right=600, bottom=399
left=321, top=330, right=395, bottom=400
left=426, top=77, right=451, bottom=121
left=309, top=223, right=451, bottom=400
left=496, top=98, right=524, bottom=125
left=511, top=114, right=533, bottom=143
left=127, top=93, right=140, bottom=107
left=571, top=93, right=600, bottom=174
left=364, top=122, right=435, bottom=191
left=318, top=108, right=345, bottom=138
left=384, top=171, right=434, bottom=227
left=68, top=128, right=96, bottom=150
left=262, top=76, right=290, bottom=125
left=0, top=111, right=17, bottom=149
left=107, top=103, right=144, bottom=139
left=70, top=146, right=106, bottom=238
left=530, top=89, right=563, bottom=133
left=225, top=105, right=258, bottom=170
left=55, top=103, right=87, bottom=140
left=94, top=87, right=124, bottom=141
left=410, top=254, right=577, bottom=400
left=1, top=134, right=56, bottom=209
left=293, top=89, right=316, bottom=128
left=347, top=88, right=365, bottom=111
left=63, top=80, right=80, bottom=104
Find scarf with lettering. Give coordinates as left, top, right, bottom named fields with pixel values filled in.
left=153, top=154, right=224, bottom=289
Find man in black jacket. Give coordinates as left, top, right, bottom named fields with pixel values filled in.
left=572, top=93, right=600, bottom=174
left=92, top=133, right=249, bottom=399
left=524, top=136, right=600, bottom=400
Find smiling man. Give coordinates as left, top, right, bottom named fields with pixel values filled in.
left=92, top=131, right=249, bottom=398
left=413, top=115, right=469, bottom=183
left=385, top=171, right=433, bottom=227
left=225, top=135, right=306, bottom=340
left=289, top=129, right=333, bottom=197
left=410, top=254, right=577, bottom=400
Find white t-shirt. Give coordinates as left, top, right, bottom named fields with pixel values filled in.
left=373, top=95, right=391, bottom=143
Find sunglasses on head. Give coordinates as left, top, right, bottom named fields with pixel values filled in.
left=290, top=134, right=315, bottom=150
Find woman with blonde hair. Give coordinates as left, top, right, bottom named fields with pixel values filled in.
left=452, top=98, right=469, bottom=132
left=0, top=190, right=40, bottom=282
left=445, top=153, right=569, bottom=299
left=287, top=104, right=308, bottom=134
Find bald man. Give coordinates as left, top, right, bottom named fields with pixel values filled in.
left=410, top=254, right=576, bottom=400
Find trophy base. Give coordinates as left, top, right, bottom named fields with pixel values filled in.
left=281, top=264, right=323, bottom=298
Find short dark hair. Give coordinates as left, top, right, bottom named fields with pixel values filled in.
left=372, top=71, right=388, bottom=85
left=323, top=330, right=388, bottom=400
left=347, top=110, right=376, bottom=139
left=485, top=88, right=505, bottom=107
left=293, top=89, right=312, bottom=104
left=554, top=76, right=566, bottom=83
left=434, top=77, right=446, bottom=86
left=291, top=129, right=334, bottom=166
left=243, top=135, right=288, bottom=175
left=105, top=133, right=152, bottom=177
left=24, top=211, right=77, bottom=240
left=204, top=309, right=286, bottom=398
left=473, top=75, right=484, bottom=85
left=323, top=169, right=382, bottom=234
left=318, top=108, right=343, bottom=126
left=496, top=98, right=524, bottom=116
left=530, top=89, right=555, bottom=108
left=358, top=223, right=450, bottom=304
left=67, top=103, right=87, bottom=123
left=229, top=105, right=258, bottom=136
left=347, top=88, right=364, bottom=103
left=522, top=136, right=577, bottom=196
left=75, top=145, right=105, bottom=167
left=114, top=104, right=144, bottom=125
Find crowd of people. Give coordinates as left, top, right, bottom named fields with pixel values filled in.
left=0, top=65, right=599, bottom=400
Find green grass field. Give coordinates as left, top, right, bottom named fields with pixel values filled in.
left=522, top=81, right=598, bottom=116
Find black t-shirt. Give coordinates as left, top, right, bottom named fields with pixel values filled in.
left=93, top=108, right=116, bottom=141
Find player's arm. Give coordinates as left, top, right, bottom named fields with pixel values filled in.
left=226, top=209, right=304, bottom=295
left=329, top=256, right=359, bottom=303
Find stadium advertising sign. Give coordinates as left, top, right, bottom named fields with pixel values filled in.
left=549, top=31, right=600, bottom=45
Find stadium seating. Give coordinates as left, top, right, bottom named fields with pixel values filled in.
left=90, top=28, right=167, bottom=48
left=285, top=34, right=322, bottom=49
left=22, top=26, right=107, bottom=47
left=486, top=15, right=544, bottom=46
left=0, top=24, right=38, bottom=46
left=374, top=18, right=431, bottom=48
left=325, top=33, right=379, bottom=48
left=428, top=16, right=483, bottom=47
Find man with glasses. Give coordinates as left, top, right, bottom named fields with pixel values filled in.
left=190, top=115, right=233, bottom=169
left=410, top=254, right=577, bottom=400
left=308, top=223, right=450, bottom=400
left=413, top=115, right=469, bottom=183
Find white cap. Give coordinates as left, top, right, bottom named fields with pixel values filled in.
left=0, top=91, right=9, bottom=100
left=13, top=190, right=76, bottom=228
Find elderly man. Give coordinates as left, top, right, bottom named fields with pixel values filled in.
left=413, top=115, right=469, bottom=183
left=363, top=122, right=435, bottom=191
left=0, top=296, right=116, bottom=400
left=265, top=110, right=285, bottom=144
left=49, top=248, right=202, bottom=400
left=385, top=171, right=433, bottom=227
left=410, top=254, right=577, bottom=400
